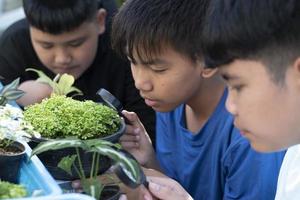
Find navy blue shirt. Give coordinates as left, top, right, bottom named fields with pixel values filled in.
left=156, top=90, right=285, bottom=200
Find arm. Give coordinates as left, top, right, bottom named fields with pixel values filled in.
left=17, top=80, right=52, bottom=106
left=119, top=110, right=160, bottom=169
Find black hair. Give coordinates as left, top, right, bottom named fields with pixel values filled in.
left=23, top=0, right=100, bottom=34
left=111, top=0, right=209, bottom=64
left=203, top=0, right=300, bottom=83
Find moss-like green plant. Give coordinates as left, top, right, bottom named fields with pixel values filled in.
left=0, top=181, right=27, bottom=199
left=23, top=95, right=121, bottom=139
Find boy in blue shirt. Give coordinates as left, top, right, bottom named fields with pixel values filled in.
left=202, top=0, right=300, bottom=199
left=112, top=0, right=285, bottom=199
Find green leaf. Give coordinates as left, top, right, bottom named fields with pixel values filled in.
left=26, top=68, right=82, bottom=96
left=0, top=78, right=20, bottom=95
left=89, top=145, right=140, bottom=183
left=26, top=68, right=56, bottom=89
left=58, top=155, right=77, bottom=176
left=2, top=89, right=25, bottom=100
left=30, top=139, right=85, bottom=157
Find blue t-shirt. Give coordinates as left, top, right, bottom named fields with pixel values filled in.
left=156, top=90, right=285, bottom=200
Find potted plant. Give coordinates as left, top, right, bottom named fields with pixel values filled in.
left=0, top=78, right=38, bottom=184
left=31, top=138, right=142, bottom=200
left=23, top=70, right=126, bottom=180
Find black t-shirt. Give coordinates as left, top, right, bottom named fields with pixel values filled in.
left=0, top=19, right=156, bottom=143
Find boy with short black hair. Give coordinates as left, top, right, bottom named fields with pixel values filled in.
left=0, top=0, right=155, bottom=139
left=202, top=0, right=300, bottom=199
left=111, top=0, right=285, bottom=199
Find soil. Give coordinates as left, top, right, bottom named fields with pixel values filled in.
left=0, top=146, right=22, bottom=155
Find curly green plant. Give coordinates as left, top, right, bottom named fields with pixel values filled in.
left=23, top=95, right=121, bottom=139
left=0, top=181, right=27, bottom=199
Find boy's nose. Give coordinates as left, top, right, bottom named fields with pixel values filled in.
left=225, top=92, right=237, bottom=116
left=54, top=50, right=72, bottom=66
left=131, top=66, right=153, bottom=92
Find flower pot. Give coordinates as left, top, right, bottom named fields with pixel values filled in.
left=0, top=141, right=26, bottom=183
left=29, top=120, right=126, bottom=180
left=100, top=185, right=121, bottom=200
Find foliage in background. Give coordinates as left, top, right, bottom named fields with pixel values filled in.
left=0, top=181, right=27, bottom=199
left=31, top=138, right=141, bottom=200
left=23, top=95, right=121, bottom=139
left=116, top=0, right=125, bottom=7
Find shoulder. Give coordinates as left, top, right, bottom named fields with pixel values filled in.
left=1, top=19, right=29, bottom=39
left=0, top=19, right=30, bottom=47
left=276, top=145, right=300, bottom=199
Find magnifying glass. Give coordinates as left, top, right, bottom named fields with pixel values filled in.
left=112, top=150, right=149, bottom=189
left=96, top=88, right=131, bottom=124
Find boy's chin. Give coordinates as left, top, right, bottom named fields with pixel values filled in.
left=250, top=141, right=287, bottom=153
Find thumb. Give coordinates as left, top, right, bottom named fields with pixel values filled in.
left=148, top=181, right=170, bottom=199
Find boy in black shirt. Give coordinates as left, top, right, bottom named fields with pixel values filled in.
left=0, top=0, right=155, bottom=139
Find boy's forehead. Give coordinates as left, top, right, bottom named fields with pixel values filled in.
left=30, top=22, right=93, bottom=41
left=219, top=59, right=272, bottom=81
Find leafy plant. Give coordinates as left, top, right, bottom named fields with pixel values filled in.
left=26, top=68, right=83, bottom=96
left=31, top=139, right=141, bottom=200
left=0, top=104, right=39, bottom=149
left=0, top=78, right=25, bottom=106
left=23, top=95, right=121, bottom=139
left=0, top=181, right=27, bottom=199
left=0, top=79, right=38, bottom=148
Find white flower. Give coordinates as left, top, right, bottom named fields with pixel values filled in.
left=0, top=104, right=40, bottom=142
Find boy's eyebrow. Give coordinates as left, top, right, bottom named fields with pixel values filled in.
left=141, top=58, right=169, bottom=66
left=34, top=36, right=87, bottom=44
left=64, top=36, right=87, bottom=44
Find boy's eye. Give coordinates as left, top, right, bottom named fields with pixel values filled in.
left=229, top=84, right=244, bottom=92
left=68, top=39, right=85, bottom=47
left=152, top=68, right=166, bottom=73
left=40, top=43, right=53, bottom=49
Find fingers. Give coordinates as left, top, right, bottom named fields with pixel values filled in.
left=119, top=194, right=128, bottom=200
left=146, top=177, right=193, bottom=200
left=122, top=110, right=144, bottom=128
left=71, top=180, right=81, bottom=188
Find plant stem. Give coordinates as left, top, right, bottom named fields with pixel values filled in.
left=94, top=153, right=100, bottom=178
left=76, top=147, right=86, bottom=180
left=90, top=152, right=96, bottom=178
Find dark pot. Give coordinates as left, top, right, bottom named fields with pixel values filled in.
left=29, top=120, right=126, bottom=180
left=100, top=185, right=121, bottom=200
left=0, top=141, right=26, bottom=183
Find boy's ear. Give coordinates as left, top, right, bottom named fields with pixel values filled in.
left=201, top=67, right=218, bottom=78
left=293, top=57, right=300, bottom=85
left=96, top=8, right=107, bottom=35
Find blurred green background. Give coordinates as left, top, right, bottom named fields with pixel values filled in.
left=115, top=0, right=125, bottom=7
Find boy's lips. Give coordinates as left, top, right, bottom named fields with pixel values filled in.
left=144, top=98, right=159, bottom=107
